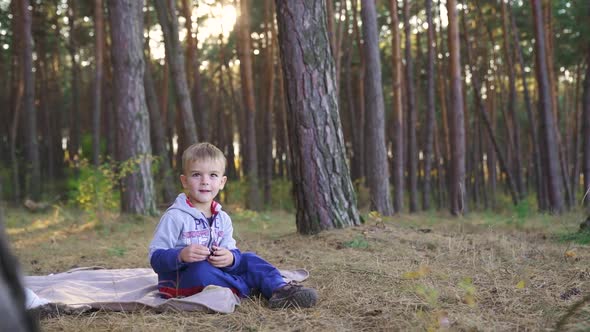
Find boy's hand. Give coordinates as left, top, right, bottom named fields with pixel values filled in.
left=207, top=246, right=234, bottom=268
left=179, top=244, right=211, bottom=263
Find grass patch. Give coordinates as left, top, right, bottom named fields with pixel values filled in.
left=342, top=235, right=369, bottom=249
left=558, top=231, right=590, bottom=245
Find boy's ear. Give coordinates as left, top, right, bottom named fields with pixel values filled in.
left=220, top=175, right=227, bottom=190
left=180, top=174, right=187, bottom=189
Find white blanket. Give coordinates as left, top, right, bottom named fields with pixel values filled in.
left=24, top=267, right=309, bottom=314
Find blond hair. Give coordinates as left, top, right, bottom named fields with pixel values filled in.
left=181, top=142, right=227, bottom=174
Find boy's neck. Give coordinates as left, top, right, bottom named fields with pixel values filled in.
left=185, top=196, right=215, bottom=218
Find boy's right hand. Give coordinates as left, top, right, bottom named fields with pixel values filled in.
left=179, top=244, right=211, bottom=263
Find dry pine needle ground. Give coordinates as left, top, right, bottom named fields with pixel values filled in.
left=5, top=206, right=590, bottom=331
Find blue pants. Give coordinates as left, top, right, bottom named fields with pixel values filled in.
left=158, top=252, right=286, bottom=299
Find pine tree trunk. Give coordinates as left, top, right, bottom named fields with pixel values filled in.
left=531, top=0, right=564, bottom=213
left=572, top=64, right=583, bottom=201
left=102, top=28, right=116, bottom=161
left=237, top=0, right=261, bottom=210
left=333, top=1, right=345, bottom=84
left=423, top=0, right=435, bottom=211
left=276, top=55, right=290, bottom=179
left=153, top=0, right=198, bottom=145
left=402, top=0, right=418, bottom=212
left=262, top=0, right=275, bottom=205
left=92, top=0, right=104, bottom=166
left=361, top=0, right=394, bottom=215
left=108, top=0, right=156, bottom=215
left=21, top=0, right=40, bottom=200
left=351, top=0, right=365, bottom=183
left=485, top=82, right=498, bottom=206
left=326, top=0, right=335, bottom=56
left=32, top=3, right=50, bottom=190
left=9, top=2, right=22, bottom=203
left=446, top=0, right=466, bottom=215
left=67, top=0, right=80, bottom=159
left=388, top=0, right=404, bottom=213
left=582, top=45, right=590, bottom=207
left=275, top=0, right=362, bottom=234
left=436, top=6, right=450, bottom=207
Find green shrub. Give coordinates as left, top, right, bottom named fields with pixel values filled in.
left=67, top=158, right=120, bottom=218
left=67, top=154, right=158, bottom=221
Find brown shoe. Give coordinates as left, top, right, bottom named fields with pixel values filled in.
left=268, top=283, right=318, bottom=309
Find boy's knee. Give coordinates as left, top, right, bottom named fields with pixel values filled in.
left=186, top=261, right=216, bottom=276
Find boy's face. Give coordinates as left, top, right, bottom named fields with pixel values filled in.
left=180, top=158, right=227, bottom=211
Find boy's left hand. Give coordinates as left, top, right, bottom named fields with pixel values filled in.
left=208, top=246, right=234, bottom=268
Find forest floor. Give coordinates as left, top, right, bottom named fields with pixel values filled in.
left=5, top=204, right=590, bottom=331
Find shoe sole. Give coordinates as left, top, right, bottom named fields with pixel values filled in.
left=268, top=289, right=318, bottom=309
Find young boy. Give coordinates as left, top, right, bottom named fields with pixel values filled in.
left=148, top=142, right=318, bottom=308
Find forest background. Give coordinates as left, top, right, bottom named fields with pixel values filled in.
left=1, top=0, right=590, bottom=219
left=1, top=0, right=590, bottom=330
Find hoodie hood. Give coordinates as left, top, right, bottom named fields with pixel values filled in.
left=168, top=193, right=222, bottom=218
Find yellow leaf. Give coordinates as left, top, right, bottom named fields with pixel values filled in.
left=463, top=294, right=476, bottom=307
left=565, top=250, right=577, bottom=258
left=402, top=265, right=431, bottom=279
left=516, top=280, right=526, bottom=289
left=403, top=271, right=422, bottom=279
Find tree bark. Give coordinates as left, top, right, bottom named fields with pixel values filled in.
left=436, top=3, right=450, bottom=207
left=423, top=0, right=435, bottom=211
left=237, top=0, right=261, bottom=210
left=67, top=0, right=80, bottom=159
left=262, top=0, right=275, bottom=205
left=422, top=0, right=440, bottom=211
left=571, top=64, right=582, bottom=201
left=350, top=0, right=365, bottom=183
left=582, top=46, right=590, bottom=207
left=9, top=2, right=23, bottom=203
left=154, top=0, right=198, bottom=145
left=531, top=0, right=564, bottom=213
left=388, top=0, right=404, bottom=213
left=446, top=0, right=466, bottom=215
left=361, top=0, right=394, bottom=215
left=275, top=55, right=289, bottom=179
left=108, top=0, right=156, bottom=215
left=92, top=0, right=104, bottom=166
left=403, top=0, right=418, bottom=213
left=275, top=0, right=362, bottom=234
left=21, top=0, right=40, bottom=200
